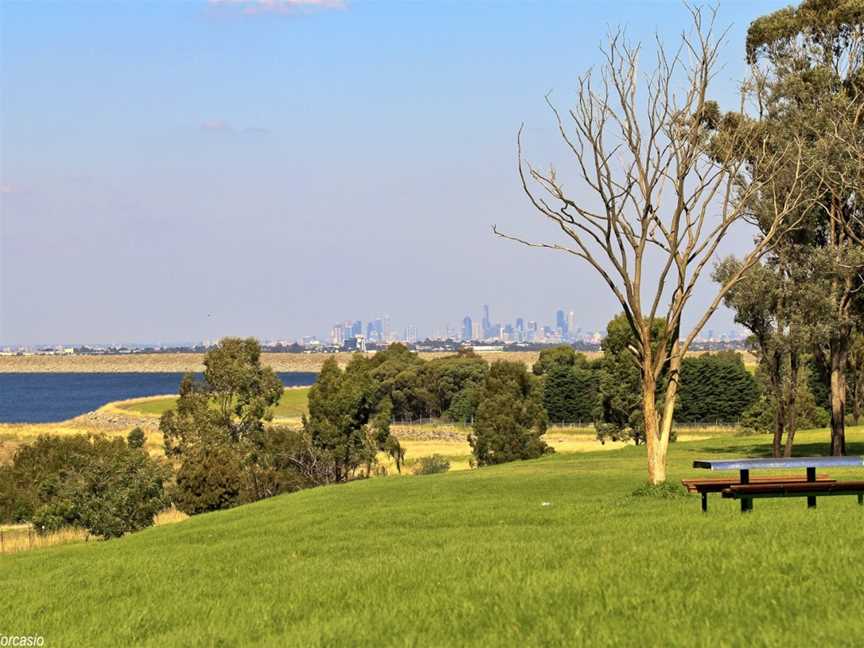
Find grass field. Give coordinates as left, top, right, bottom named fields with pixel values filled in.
left=116, top=387, right=311, bottom=419
left=2, top=426, right=863, bottom=646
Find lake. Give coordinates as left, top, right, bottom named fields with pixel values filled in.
left=0, top=372, right=318, bottom=423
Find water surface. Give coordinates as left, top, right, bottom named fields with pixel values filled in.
left=0, top=372, right=317, bottom=423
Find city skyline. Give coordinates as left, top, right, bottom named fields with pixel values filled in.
left=0, top=1, right=787, bottom=347
left=1, top=298, right=749, bottom=352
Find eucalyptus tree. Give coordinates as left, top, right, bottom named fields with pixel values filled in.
left=498, top=7, right=809, bottom=483
left=746, top=0, right=864, bottom=454
left=714, top=255, right=808, bottom=456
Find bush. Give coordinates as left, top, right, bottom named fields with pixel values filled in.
left=1, top=434, right=170, bottom=539
left=127, top=427, right=146, bottom=449
left=414, top=455, right=450, bottom=475
left=173, top=446, right=244, bottom=515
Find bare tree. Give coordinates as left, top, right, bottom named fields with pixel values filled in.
left=496, top=6, right=810, bottom=483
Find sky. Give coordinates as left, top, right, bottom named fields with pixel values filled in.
left=0, top=0, right=791, bottom=346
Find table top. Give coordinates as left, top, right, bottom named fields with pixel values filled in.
left=693, top=457, right=864, bottom=471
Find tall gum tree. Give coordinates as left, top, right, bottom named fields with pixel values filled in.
left=746, top=0, right=864, bottom=455
left=497, top=7, right=811, bottom=483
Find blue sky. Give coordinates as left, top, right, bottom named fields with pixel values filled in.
left=0, top=0, right=789, bottom=345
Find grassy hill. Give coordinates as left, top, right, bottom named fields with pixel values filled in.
left=3, top=428, right=864, bottom=646
left=117, top=387, right=311, bottom=419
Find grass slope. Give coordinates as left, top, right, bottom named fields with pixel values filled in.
left=3, top=428, right=864, bottom=646
left=117, top=388, right=310, bottom=419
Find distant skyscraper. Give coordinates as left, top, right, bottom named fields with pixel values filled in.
left=352, top=320, right=363, bottom=337
left=405, top=325, right=418, bottom=344
left=556, top=309, right=568, bottom=338
left=471, top=321, right=482, bottom=341
left=330, top=324, right=345, bottom=346
left=567, top=311, right=576, bottom=336
left=462, top=316, right=473, bottom=341
left=482, top=304, right=491, bottom=338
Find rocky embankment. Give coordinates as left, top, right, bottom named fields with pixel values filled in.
left=69, top=408, right=162, bottom=433
left=0, top=351, right=544, bottom=373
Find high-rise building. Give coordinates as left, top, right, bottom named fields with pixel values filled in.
left=352, top=321, right=363, bottom=337
left=567, top=311, right=576, bottom=336
left=482, top=304, right=491, bottom=338
left=462, top=316, right=473, bottom=341
left=405, top=325, right=418, bottom=344
left=330, top=324, right=345, bottom=346
left=382, top=314, right=391, bottom=342
left=556, top=309, right=568, bottom=338
left=367, top=319, right=384, bottom=343
left=471, top=321, right=482, bottom=341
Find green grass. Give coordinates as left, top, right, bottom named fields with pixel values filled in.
left=3, top=427, right=864, bottom=646
left=117, top=388, right=310, bottom=419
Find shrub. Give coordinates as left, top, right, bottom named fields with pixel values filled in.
left=127, top=427, right=146, bottom=449
left=173, top=446, right=244, bottom=515
left=414, top=455, right=450, bottom=475
left=2, top=434, right=170, bottom=539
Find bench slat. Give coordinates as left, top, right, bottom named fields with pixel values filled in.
left=681, top=475, right=832, bottom=493
left=724, top=481, right=864, bottom=496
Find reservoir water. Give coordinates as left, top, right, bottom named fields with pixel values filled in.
left=0, top=372, right=318, bottom=423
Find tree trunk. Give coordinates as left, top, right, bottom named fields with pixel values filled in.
left=642, top=373, right=666, bottom=484
left=769, top=348, right=785, bottom=458
left=829, top=337, right=849, bottom=456
left=783, top=348, right=800, bottom=458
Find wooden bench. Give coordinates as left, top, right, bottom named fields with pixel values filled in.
left=722, top=481, right=864, bottom=509
left=682, top=475, right=833, bottom=512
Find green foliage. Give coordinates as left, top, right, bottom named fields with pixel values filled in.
left=173, top=446, right=244, bottom=516
left=160, top=337, right=313, bottom=514
left=740, top=364, right=830, bottom=434
left=426, top=349, right=488, bottom=423
left=1, top=434, right=170, bottom=539
left=746, top=0, right=864, bottom=64
left=414, top=454, right=450, bottom=475
left=807, top=355, right=831, bottom=410
left=470, top=361, right=551, bottom=466
left=161, top=337, right=284, bottom=457
left=368, top=344, right=431, bottom=420
left=542, top=362, right=599, bottom=424
left=675, top=353, right=759, bottom=424
left=127, top=427, right=146, bottom=449
left=532, top=345, right=577, bottom=376
left=304, top=356, right=391, bottom=482
left=594, top=314, right=667, bottom=445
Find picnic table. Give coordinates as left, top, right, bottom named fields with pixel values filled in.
left=687, top=456, right=864, bottom=512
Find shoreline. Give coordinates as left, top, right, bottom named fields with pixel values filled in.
left=0, top=351, right=546, bottom=373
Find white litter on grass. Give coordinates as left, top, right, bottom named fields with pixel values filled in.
left=541, top=502, right=552, bottom=507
